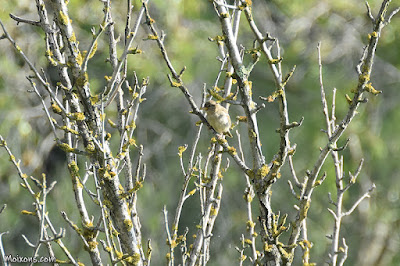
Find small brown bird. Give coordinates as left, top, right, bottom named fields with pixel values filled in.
left=202, top=100, right=233, bottom=138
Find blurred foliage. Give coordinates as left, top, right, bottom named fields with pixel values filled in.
left=0, top=0, right=399, bottom=265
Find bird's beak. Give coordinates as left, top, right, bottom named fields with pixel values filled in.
left=201, top=106, right=207, bottom=111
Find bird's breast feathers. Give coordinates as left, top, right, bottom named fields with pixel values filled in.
left=209, top=112, right=231, bottom=133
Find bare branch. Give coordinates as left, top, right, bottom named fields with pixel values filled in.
left=338, top=238, right=349, bottom=266
left=385, top=7, right=400, bottom=25
left=0, top=231, right=9, bottom=266
left=82, top=23, right=109, bottom=72
left=318, top=42, right=332, bottom=137
left=365, top=2, right=375, bottom=23
left=287, top=180, right=299, bottom=199
left=348, top=158, right=365, bottom=184
left=0, top=20, right=67, bottom=114
left=327, top=208, right=338, bottom=221
left=103, top=1, right=149, bottom=99
left=21, top=234, right=36, bottom=248
left=343, top=183, right=376, bottom=217
left=9, top=13, right=40, bottom=26
left=288, top=155, right=301, bottom=188
left=0, top=204, right=6, bottom=215
left=332, top=138, right=350, bottom=152
left=328, top=192, right=336, bottom=206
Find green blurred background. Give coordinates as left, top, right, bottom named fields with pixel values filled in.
left=0, top=0, right=399, bottom=265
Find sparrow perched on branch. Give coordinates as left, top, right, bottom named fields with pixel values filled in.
left=202, top=100, right=233, bottom=138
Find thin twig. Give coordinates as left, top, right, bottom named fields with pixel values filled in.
left=342, top=184, right=375, bottom=217
left=0, top=231, right=10, bottom=266
left=9, top=13, right=40, bottom=26
left=103, top=0, right=149, bottom=99
left=0, top=20, right=67, bottom=114
left=0, top=204, right=6, bottom=215
left=317, top=42, right=332, bottom=138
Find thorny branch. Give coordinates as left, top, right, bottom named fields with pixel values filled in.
left=1, top=0, right=151, bottom=264
left=0, top=135, right=77, bottom=265
left=283, top=1, right=397, bottom=264
left=0, top=0, right=398, bottom=265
